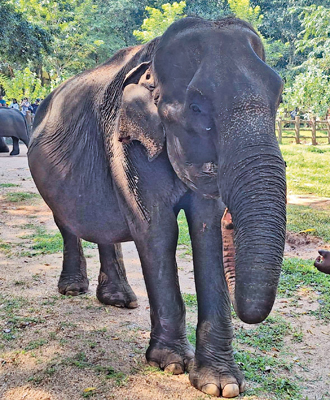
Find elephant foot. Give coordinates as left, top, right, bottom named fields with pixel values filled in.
left=0, top=146, right=9, bottom=153
left=96, top=272, right=138, bottom=308
left=10, top=149, right=19, bottom=156
left=58, top=274, right=89, bottom=296
left=146, top=338, right=194, bottom=374
left=189, top=363, right=246, bottom=398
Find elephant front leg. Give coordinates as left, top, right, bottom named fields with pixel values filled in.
left=185, top=195, right=245, bottom=398
left=96, top=243, right=138, bottom=308
left=133, top=211, right=194, bottom=374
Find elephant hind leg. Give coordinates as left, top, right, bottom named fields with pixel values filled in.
left=10, top=137, right=20, bottom=156
left=0, top=137, right=9, bottom=153
left=55, top=217, right=89, bottom=296
left=96, top=243, right=138, bottom=308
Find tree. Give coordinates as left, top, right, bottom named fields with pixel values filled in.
left=228, top=0, right=262, bottom=29
left=282, top=5, right=330, bottom=118
left=133, top=1, right=186, bottom=43
left=184, top=0, right=230, bottom=20
left=0, top=1, right=50, bottom=76
left=0, top=68, right=54, bottom=101
left=295, top=5, right=330, bottom=72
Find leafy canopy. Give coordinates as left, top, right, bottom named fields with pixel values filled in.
left=133, top=1, right=186, bottom=43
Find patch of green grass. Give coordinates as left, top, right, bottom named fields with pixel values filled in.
left=279, top=258, right=330, bottom=320
left=287, top=204, right=330, bottom=242
left=280, top=144, right=330, bottom=197
left=234, top=350, right=299, bottom=399
left=25, top=339, right=48, bottom=351
left=177, top=210, right=192, bottom=255
left=66, top=352, right=90, bottom=369
left=19, top=226, right=97, bottom=255
left=0, top=241, right=12, bottom=256
left=235, top=315, right=290, bottom=352
left=0, top=183, right=20, bottom=188
left=0, top=296, right=39, bottom=342
left=4, top=192, right=40, bottom=202
left=95, top=365, right=127, bottom=385
left=186, top=322, right=300, bottom=399
left=182, top=293, right=197, bottom=308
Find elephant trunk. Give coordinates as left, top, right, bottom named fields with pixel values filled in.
left=220, top=150, right=286, bottom=324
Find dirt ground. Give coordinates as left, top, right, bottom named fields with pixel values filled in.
left=0, top=147, right=329, bottom=400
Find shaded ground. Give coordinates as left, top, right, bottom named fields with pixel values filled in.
left=0, top=148, right=329, bottom=400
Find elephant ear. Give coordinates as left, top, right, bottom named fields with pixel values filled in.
left=117, top=62, right=164, bottom=161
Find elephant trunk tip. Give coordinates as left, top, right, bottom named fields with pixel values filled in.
left=233, top=296, right=274, bottom=324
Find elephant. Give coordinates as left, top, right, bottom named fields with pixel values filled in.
left=314, top=250, right=330, bottom=274
left=28, top=17, right=286, bottom=398
left=0, top=107, right=30, bottom=155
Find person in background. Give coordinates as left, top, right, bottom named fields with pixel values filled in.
left=314, top=250, right=330, bottom=274
left=30, top=98, right=40, bottom=115
left=20, top=97, right=30, bottom=116
left=0, top=95, right=7, bottom=107
left=9, top=98, right=19, bottom=110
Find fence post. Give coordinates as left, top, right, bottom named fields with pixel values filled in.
left=294, top=116, right=300, bottom=144
left=277, top=118, right=282, bottom=144
left=311, top=116, right=317, bottom=145
left=328, top=117, right=330, bottom=145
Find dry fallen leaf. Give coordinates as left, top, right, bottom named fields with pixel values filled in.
left=83, top=387, right=96, bottom=393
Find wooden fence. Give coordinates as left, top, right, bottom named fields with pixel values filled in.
left=276, top=116, right=330, bottom=145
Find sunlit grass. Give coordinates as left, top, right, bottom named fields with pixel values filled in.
left=287, top=204, right=330, bottom=242
left=281, top=144, right=330, bottom=197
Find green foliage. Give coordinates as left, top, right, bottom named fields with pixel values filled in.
left=0, top=68, right=52, bottom=101
left=185, top=0, right=230, bottom=20
left=228, top=0, right=263, bottom=29
left=133, top=2, right=186, bottom=43
left=10, top=0, right=102, bottom=79
left=281, top=4, right=330, bottom=118
left=283, top=63, right=330, bottom=118
left=0, top=0, right=50, bottom=69
left=295, top=5, right=330, bottom=71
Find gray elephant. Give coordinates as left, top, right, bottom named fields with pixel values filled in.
left=28, top=17, right=286, bottom=398
left=0, top=107, right=30, bottom=155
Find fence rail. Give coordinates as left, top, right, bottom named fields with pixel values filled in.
left=276, top=116, right=330, bottom=145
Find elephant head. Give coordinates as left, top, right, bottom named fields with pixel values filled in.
left=117, top=17, right=286, bottom=324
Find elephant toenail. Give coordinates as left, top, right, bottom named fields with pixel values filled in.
left=127, top=300, right=139, bottom=309
left=164, top=363, right=184, bottom=375
left=201, top=383, right=220, bottom=397
left=239, top=380, right=247, bottom=393
left=222, top=383, right=239, bottom=398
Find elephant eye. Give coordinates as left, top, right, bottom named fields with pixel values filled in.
left=190, top=103, right=201, bottom=113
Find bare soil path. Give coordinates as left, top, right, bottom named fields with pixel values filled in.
left=0, top=148, right=329, bottom=400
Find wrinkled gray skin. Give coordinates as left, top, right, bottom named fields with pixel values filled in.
left=0, top=107, right=30, bottom=155
left=28, top=17, right=286, bottom=398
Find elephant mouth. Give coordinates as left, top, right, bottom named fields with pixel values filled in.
left=181, top=161, right=219, bottom=199
left=221, top=208, right=236, bottom=305
left=201, top=162, right=218, bottom=175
